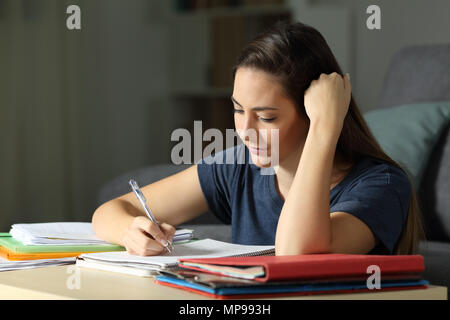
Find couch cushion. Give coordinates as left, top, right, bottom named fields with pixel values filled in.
left=363, top=101, right=450, bottom=190
left=96, top=164, right=223, bottom=224
left=418, top=125, right=450, bottom=242
left=97, top=164, right=190, bottom=205
left=377, top=44, right=450, bottom=243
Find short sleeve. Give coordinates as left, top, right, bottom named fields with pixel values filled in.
left=330, top=164, right=412, bottom=254
left=196, top=145, right=246, bottom=224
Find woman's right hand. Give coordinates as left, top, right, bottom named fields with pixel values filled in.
left=121, top=216, right=176, bottom=256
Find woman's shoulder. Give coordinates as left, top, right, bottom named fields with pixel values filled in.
left=358, top=156, right=411, bottom=184
left=347, top=155, right=412, bottom=201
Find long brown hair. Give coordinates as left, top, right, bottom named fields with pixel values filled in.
left=232, top=20, right=426, bottom=255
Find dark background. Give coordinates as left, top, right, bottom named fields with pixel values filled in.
left=1, top=0, right=449, bottom=230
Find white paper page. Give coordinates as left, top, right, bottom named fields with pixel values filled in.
left=10, top=222, right=100, bottom=241
left=0, top=257, right=76, bottom=271
left=0, top=256, right=76, bottom=265
left=79, top=239, right=274, bottom=268
left=9, top=223, right=193, bottom=245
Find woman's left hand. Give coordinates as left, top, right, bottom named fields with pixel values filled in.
left=304, top=72, right=351, bottom=136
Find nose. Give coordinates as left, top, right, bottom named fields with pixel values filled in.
left=237, top=114, right=258, bottom=145
left=241, top=113, right=254, bottom=132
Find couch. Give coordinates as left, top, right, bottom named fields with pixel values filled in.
left=378, top=44, right=450, bottom=293
left=97, top=44, right=450, bottom=293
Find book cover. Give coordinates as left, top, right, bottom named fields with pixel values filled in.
left=179, top=253, right=425, bottom=282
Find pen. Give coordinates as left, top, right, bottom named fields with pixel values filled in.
left=128, top=179, right=174, bottom=253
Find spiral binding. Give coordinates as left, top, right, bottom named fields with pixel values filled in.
left=230, top=248, right=275, bottom=257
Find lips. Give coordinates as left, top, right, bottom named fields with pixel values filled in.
left=248, top=146, right=267, bottom=155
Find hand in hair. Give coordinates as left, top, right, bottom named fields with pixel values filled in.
left=304, top=72, right=351, bottom=137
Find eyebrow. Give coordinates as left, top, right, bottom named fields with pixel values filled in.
left=231, top=96, right=278, bottom=111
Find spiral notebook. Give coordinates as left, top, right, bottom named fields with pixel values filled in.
left=76, top=239, right=274, bottom=277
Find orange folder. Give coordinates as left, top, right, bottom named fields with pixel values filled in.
left=0, top=246, right=92, bottom=261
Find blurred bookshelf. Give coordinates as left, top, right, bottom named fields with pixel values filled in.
left=168, top=0, right=292, bottom=151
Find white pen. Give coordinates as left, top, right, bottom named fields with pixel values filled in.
left=128, top=179, right=174, bottom=253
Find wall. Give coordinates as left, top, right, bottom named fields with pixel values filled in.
left=0, top=0, right=174, bottom=229
left=1, top=0, right=449, bottom=230
left=304, top=0, right=450, bottom=112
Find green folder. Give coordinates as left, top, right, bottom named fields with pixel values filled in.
left=0, top=233, right=125, bottom=253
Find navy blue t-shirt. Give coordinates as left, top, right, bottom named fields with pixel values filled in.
left=197, top=144, right=411, bottom=255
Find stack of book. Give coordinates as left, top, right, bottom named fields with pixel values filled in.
left=0, top=222, right=124, bottom=271
left=154, top=253, right=430, bottom=299
left=0, top=222, right=194, bottom=272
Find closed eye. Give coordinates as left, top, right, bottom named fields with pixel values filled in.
left=259, top=117, right=276, bottom=122
left=233, top=109, right=276, bottom=122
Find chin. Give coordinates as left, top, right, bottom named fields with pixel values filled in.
left=249, top=153, right=277, bottom=168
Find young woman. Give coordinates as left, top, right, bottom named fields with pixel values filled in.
left=92, top=21, right=426, bottom=256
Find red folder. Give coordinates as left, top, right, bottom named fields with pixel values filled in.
left=178, top=254, right=425, bottom=282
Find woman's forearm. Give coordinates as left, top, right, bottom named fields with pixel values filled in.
left=275, top=122, right=340, bottom=255
left=92, top=199, right=139, bottom=246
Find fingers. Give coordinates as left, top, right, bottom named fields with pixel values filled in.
left=134, top=216, right=169, bottom=246
left=321, top=72, right=351, bottom=93
left=160, top=222, right=176, bottom=242
left=123, top=235, right=138, bottom=255
left=343, top=73, right=351, bottom=92
left=123, top=216, right=177, bottom=256
left=130, top=227, right=166, bottom=253
left=123, top=224, right=165, bottom=256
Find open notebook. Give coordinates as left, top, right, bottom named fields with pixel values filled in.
left=76, top=239, right=275, bottom=277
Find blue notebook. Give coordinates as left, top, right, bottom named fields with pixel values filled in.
left=155, top=274, right=429, bottom=297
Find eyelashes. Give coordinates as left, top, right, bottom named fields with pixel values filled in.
left=260, top=117, right=277, bottom=123
left=232, top=109, right=277, bottom=123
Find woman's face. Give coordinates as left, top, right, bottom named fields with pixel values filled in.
left=232, top=67, right=309, bottom=168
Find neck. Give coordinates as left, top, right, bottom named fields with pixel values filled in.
left=274, top=149, right=352, bottom=200
left=273, top=152, right=300, bottom=187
